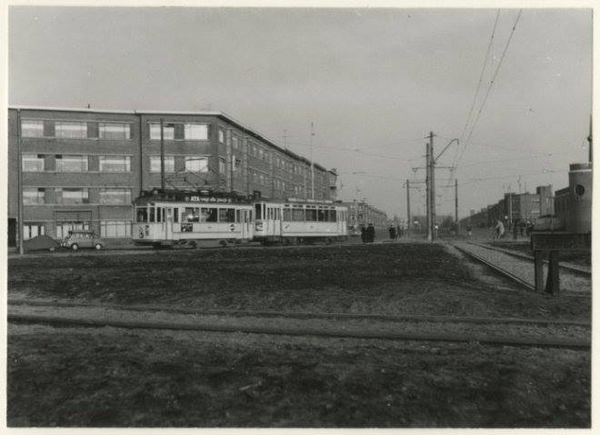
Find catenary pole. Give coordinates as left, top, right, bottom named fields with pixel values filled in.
left=17, top=109, right=24, bottom=255
left=426, top=137, right=432, bottom=242
left=160, top=117, right=165, bottom=191
left=429, top=131, right=436, bottom=241
left=406, top=179, right=411, bottom=235
left=455, top=178, right=459, bottom=234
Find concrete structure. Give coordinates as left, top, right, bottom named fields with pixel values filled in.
left=8, top=107, right=338, bottom=246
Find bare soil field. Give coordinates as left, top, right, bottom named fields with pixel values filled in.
left=7, top=242, right=591, bottom=427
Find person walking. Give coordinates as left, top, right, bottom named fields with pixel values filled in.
left=494, top=220, right=505, bottom=239
left=366, top=223, right=375, bottom=243
left=388, top=225, right=396, bottom=240
left=360, top=224, right=366, bottom=243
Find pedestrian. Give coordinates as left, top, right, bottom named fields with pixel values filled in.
left=467, top=225, right=472, bottom=238
left=388, top=225, right=396, bottom=240
left=494, top=220, right=505, bottom=239
left=360, top=224, right=366, bottom=243
left=396, top=224, right=402, bottom=239
left=366, top=223, right=375, bottom=243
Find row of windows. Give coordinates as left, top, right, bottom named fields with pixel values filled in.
left=20, top=120, right=329, bottom=181
left=22, top=120, right=132, bottom=140
left=22, top=119, right=213, bottom=141
left=149, top=123, right=209, bottom=141
left=22, top=154, right=231, bottom=175
left=135, top=206, right=247, bottom=224
left=23, top=221, right=132, bottom=240
left=23, top=154, right=132, bottom=173
left=23, top=187, right=131, bottom=205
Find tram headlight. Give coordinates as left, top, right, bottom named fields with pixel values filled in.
left=255, top=222, right=264, bottom=231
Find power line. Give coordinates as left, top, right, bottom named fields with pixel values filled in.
left=455, top=9, right=524, bottom=169
left=458, top=10, right=501, bottom=147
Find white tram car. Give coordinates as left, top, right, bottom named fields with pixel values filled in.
left=133, top=190, right=254, bottom=248
left=253, top=198, right=348, bottom=245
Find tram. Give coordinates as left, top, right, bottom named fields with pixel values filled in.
left=253, top=198, right=348, bottom=245
left=132, top=189, right=254, bottom=248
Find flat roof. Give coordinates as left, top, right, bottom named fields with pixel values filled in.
left=9, top=105, right=332, bottom=173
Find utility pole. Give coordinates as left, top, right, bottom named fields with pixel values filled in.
left=425, top=135, right=432, bottom=242
left=310, top=122, right=315, bottom=199
left=406, top=179, right=411, bottom=235
left=424, top=133, right=459, bottom=242
left=588, top=114, right=593, bottom=164
left=17, top=109, right=24, bottom=255
left=425, top=132, right=436, bottom=241
left=455, top=178, right=459, bottom=234
left=160, top=118, right=165, bottom=191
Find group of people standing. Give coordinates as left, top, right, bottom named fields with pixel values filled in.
left=359, top=223, right=376, bottom=243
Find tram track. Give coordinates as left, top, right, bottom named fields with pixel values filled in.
left=450, top=242, right=591, bottom=297
left=468, top=242, right=591, bottom=277
left=8, top=300, right=590, bottom=350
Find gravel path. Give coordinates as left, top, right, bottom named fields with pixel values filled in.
left=450, top=242, right=591, bottom=294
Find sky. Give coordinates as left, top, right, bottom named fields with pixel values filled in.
left=7, top=4, right=593, bottom=221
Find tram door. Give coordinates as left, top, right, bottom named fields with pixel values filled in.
left=164, top=207, right=173, bottom=240
left=240, top=209, right=251, bottom=240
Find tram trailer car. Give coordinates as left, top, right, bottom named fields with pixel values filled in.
left=252, top=199, right=348, bottom=245
left=133, top=190, right=254, bottom=248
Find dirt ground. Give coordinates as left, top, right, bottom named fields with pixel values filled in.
left=7, top=242, right=592, bottom=427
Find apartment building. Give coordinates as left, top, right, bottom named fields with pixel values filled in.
left=8, top=107, right=338, bottom=245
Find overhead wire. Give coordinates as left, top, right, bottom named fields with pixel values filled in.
left=452, top=10, right=501, bottom=170
left=455, top=9, right=523, bottom=169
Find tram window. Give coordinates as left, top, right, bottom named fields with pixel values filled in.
left=306, top=209, right=317, bottom=222
left=236, top=209, right=241, bottom=223
left=149, top=207, right=156, bottom=223
left=283, top=208, right=291, bottom=221
left=219, top=208, right=235, bottom=223
left=292, top=208, right=304, bottom=221
left=330, top=210, right=337, bottom=222
left=136, top=208, right=148, bottom=223
left=174, top=208, right=179, bottom=223
left=317, top=209, right=326, bottom=222
left=202, top=208, right=218, bottom=222
left=185, top=207, right=200, bottom=222
left=255, top=203, right=262, bottom=220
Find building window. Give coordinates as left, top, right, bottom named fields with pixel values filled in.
left=21, top=120, right=44, bottom=138
left=185, top=156, right=208, bottom=172
left=219, top=157, right=226, bottom=174
left=150, top=156, right=175, bottom=173
left=99, top=123, right=131, bottom=140
left=99, top=156, right=131, bottom=172
left=23, top=223, right=46, bottom=240
left=56, top=222, right=90, bottom=239
left=55, top=155, right=88, bottom=172
left=56, top=188, right=89, bottom=205
left=149, top=123, right=175, bottom=140
left=22, top=154, right=45, bottom=172
left=233, top=157, right=241, bottom=172
left=232, top=135, right=239, bottom=149
left=23, top=188, right=46, bottom=205
left=55, top=121, right=88, bottom=139
left=218, top=128, right=225, bottom=143
left=101, top=220, right=132, bottom=238
left=99, top=188, right=132, bottom=205
left=184, top=124, right=208, bottom=140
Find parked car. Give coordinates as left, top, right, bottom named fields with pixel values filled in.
left=61, top=230, right=105, bottom=251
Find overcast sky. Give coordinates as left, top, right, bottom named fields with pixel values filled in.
left=8, top=5, right=592, bottom=220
